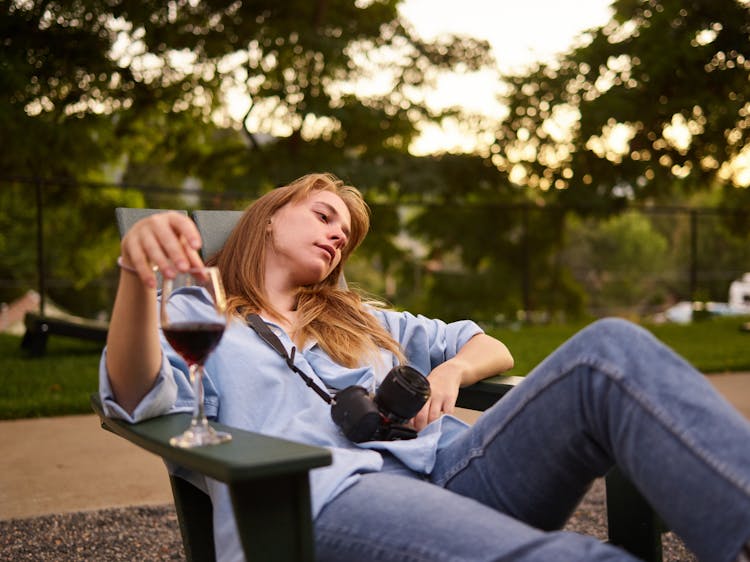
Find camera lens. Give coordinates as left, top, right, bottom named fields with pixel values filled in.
left=331, top=386, right=381, bottom=443
left=375, top=365, right=430, bottom=422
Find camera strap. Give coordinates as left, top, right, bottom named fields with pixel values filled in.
left=245, top=313, right=333, bottom=405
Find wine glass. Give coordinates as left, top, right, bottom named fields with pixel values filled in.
left=160, top=267, right=232, bottom=448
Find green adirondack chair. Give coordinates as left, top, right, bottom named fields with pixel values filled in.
left=92, top=207, right=664, bottom=562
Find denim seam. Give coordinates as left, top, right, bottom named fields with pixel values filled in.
left=572, top=351, right=750, bottom=497
left=438, top=357, right=750, bottom=500
left=316, top=522, right=458, bottom=562
left=609, top=369, right=750, bottom=498
left=434, top=365, right=584, bottom=487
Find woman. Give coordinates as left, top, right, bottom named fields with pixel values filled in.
left=102, top=173, right=750, bottom=562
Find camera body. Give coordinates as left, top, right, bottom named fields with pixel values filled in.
left=331, top=365, right=431, bottom=443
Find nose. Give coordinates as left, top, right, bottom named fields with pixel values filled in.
left=329, top=225, right=347, bottom=248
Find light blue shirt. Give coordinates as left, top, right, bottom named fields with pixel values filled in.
left=99, top=288, right=483, bottom=561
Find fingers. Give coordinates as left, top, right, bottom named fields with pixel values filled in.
left=433, top=394, right=454, bottom=419
left=441, top=395, right=456, bottom=416
left=121, top=212, right=204, bottom=287
left=411, top=384, right=460, bottom=432
left=412, top=395, right=455, bottom=432
left=413, top=401, right=430, bottom=432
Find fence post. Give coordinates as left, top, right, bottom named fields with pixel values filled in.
left=689, top=209, right=698, bottom=301
left=521, top=203, right=531, bottom=315
left=35, top=178, right=46, bottom=317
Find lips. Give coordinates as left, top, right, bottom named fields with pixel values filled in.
left=315, top=244, right=335, bottom=263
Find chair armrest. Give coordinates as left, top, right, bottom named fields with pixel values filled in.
left=456, top=375, right=525, bottom=411
left=91, top=394, right=330, bottom=561
left=90, top=394, right=331, bottom=483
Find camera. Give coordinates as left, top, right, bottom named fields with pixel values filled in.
left=330, top=365, right=431, bottom=443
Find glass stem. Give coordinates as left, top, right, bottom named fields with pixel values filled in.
left=189, top=363, right=208, bottom=429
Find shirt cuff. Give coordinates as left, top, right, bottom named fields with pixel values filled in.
left=98, top=350, right=180, bottom=423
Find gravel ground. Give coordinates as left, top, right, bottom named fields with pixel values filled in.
left=1, top=480, right=696, bottom=561
left=563, top=480, right=697, bottom=561
left=0, top=505, right=184, bottom=561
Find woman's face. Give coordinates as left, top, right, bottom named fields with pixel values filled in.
left=266, top=190, right=352, bottom=286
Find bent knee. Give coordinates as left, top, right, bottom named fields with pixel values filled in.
left=570, top=317, right=664, bottom=376
left=580, top=317, right=651, bottom=343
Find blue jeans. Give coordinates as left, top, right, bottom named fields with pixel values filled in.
left=314, top=319, right=750, bottom=562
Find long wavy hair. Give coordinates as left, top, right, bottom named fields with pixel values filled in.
left=209, top=173, right=406, bottom=367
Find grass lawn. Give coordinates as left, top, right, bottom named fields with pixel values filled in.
left=2, top=314, right=750, bottom=420
left=0, top=333, right=102, bottom=420
left=488, top=315, right=750, bottom=376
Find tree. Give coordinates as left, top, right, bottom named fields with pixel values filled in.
left=563, top=212, right=670, bottom=312
left=491, top=0, right=750, bottom=205
left=0, top=0, right=495, bottom=314
left=0, top=0, right=493, bottom=187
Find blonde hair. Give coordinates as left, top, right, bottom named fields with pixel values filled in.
left=210, top=173, right=406, bottom=367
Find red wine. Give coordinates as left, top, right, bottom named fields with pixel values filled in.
left=163, top=322, right=225, bottom=366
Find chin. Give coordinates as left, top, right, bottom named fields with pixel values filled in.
left=296, top=258, right=337, bottom=286
left=297, top=268, right=330, bottom=287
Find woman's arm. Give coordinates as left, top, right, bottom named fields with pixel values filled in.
left=413, top=333, right=513, bottom=431
left=105, top=212, right=204, bottom=414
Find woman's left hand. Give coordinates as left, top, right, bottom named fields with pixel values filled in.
left=411, top=359, right=466, bottom=431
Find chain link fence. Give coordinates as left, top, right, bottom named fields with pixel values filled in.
left=3, top=177, right=750, bottom=325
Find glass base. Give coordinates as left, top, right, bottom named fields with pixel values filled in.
left=169, top=423, right=232, bottom=448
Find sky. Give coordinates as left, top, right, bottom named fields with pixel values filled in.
left=397, top=0, right=615, bottom=154
left=399, top=0, right=613, bottom=72
left=227, top=0, right=616, bottom=154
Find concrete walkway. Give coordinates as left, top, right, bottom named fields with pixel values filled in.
left=0, top=414, right=172, bottom=520
left=2, top=373, right=749, bottom=521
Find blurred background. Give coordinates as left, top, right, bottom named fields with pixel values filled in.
left=2, top=0, right=750, bottom=329
left=2, top=10, right=749, bottom=559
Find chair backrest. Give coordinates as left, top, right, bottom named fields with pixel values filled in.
left=116, top=207, right=239, bottom=260
left=191, top=210, right=244, bottom=261
left=191, top=209, right=348, bottom=288
left=115, top=207, right=188, bottom=237
left=117, top=207, right=347, bottom=288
